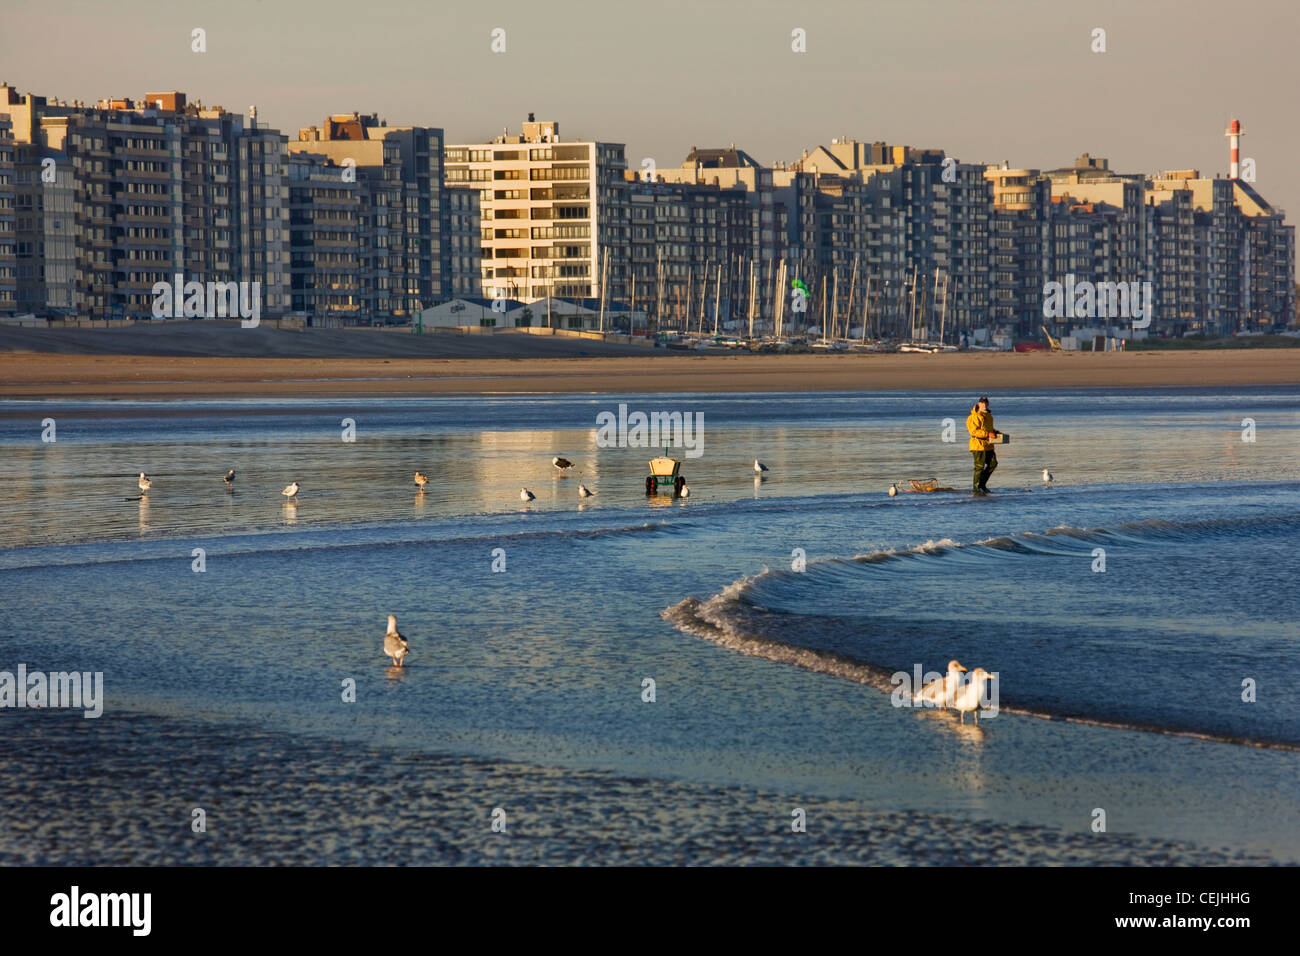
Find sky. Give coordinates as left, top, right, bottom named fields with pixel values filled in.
left=3, top=0, right=1296, bottom=245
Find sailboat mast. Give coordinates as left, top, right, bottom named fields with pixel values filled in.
left=862, top=274, right=871, bottom=344
left=940, top=273, right=949, bottom=345
left=713, top=262, right=721, bottom=337
left=747, top=257, right=755, bottom=340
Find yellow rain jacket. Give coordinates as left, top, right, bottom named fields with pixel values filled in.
left=967, top=404, right=995, bottom=451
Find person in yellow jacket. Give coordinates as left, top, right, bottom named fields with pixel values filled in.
left=966, top=396, right=1000, bottom=495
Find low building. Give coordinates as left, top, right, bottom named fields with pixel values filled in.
left=416, top=295, right=524, bottom=328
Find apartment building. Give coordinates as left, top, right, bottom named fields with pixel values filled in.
left=791, top=139, right=992, bottom=339
left=445, top=186, right=482, bottom=298
left=1146, top=170, right=1295, bottom=333
left=804, top=170, right=905, bottom=336
left=292, top=117, right=404, bottom=319
left=623, top=176, right=751, bottom=330
left=653, top=147, right=790, bottom=332
left=286, top=150, right=361, bottom=317
left=1219, top=179, right=1294, bottom=331
left=0, top=115, right=16, bottom=313
left=292, top=113, right=453, bottom=317
left=12, top=139, right=76, bottom=313
left=985, top=166, right=1050, bottom=332
left=447, top=117, right=627, bottom=302
left=0, top=84, right=290, bottom=320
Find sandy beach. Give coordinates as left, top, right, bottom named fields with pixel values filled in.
left=1, top=711, right=1268, bottom=866
left=2, top=348, right=1297, bottom=399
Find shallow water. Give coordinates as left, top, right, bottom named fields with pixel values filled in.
left=2, top=388, right=1298, bottom=863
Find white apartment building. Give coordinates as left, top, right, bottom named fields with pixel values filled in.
left=446, top=117, right=627, bottom=301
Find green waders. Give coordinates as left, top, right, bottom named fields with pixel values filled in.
left=972, top=450, right=998, bottom=492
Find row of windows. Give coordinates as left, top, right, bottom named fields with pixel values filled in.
left=119, top=137, right=169, bottom=152
left=525, top=225, right=590, bottom=240
left=531, top=166, right=587, bottom=181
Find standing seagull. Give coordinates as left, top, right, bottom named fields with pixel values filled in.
left=578, top=484, right=593, bottom=498
left=553, top=457, right=574, bottom=474
left=888, top=483, right=899, bottom=497
left=1042, top=468, right=1054, bottom=484
left=914, top=659, right=968, bottom=710
left=753, top=459, right=769, bottom=474
left=414, top=472, right=429, bottom=490
left=520, top=487, right=535, bottom=502
left=138, top=472, right=152, bottom=493
left=224, top=469, right=236, bottom=484
left=954, top=668, right=997, bottom=724
left=679, top=484, right=690, bottom=497
left=384, top=614, right=410, bottom=667
left=282, top=481, right=300, bottom=500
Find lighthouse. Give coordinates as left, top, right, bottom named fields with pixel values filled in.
left=1225, top=119, right=1243, bottom=179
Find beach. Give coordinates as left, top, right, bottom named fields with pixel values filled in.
left=1, top=710, right=1269, bottom=866
left=2, top=387, right=1298, bottom=865
left=2, top=347, right=1298, bottom=399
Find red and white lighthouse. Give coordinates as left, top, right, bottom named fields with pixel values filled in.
left=1225, top=119, right=1243, bottom=179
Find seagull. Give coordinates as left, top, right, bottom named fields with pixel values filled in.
left=679, top=484, right=690, bottom=497
left=414, top=472, right=429, bottom=490
left=953, top=668, right=997, bottom=724
left=282, top=481, right=300, bottom=499
left=224, top=469, right=235, bottom=484
left=914, top=659, right=967, bottom=709
left=138, top=472, right=152, bottom=492
left=753, top=459, right=769, bottom=473
left=1042, top=469, right=1054, bottom=484
left=888, top=483, right=898, bottom=497
left=578, top=484, right=593, bottom=498
left=520, top=487, right=535, bottom=502
left=553, top=457, right=574, bottom=473
left=384, top=614, right=410, bottom=667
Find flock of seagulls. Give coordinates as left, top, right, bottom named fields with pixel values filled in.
left=913, top=659, right=998, bottom=723
left=137, top=455, right=1043, bottom=505
left=133, top=451, right=775, bottom=506
left=135, top=470, right=304, bottom=499
left=133, top=458, right=611, bottom=505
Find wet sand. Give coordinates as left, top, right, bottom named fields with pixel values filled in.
left=2, top=349, right=1297, bottom=399
left=0, top=711, right=1269, bottom=866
